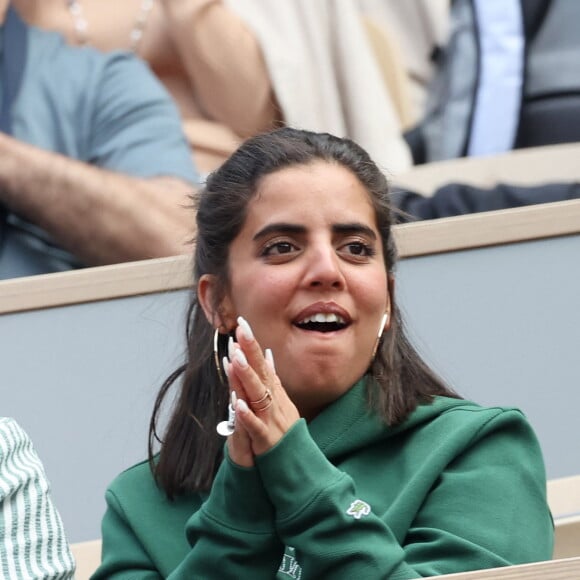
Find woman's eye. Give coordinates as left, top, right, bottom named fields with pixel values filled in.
left=262, top=241, right=296, bottom=256
left=343, top=242, right=375, bottom=257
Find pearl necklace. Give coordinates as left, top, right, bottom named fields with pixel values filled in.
left=65, top=0, right=155, bottom=52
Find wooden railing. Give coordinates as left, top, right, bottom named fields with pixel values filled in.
left=1, top=197, right=578, bottom=315
left=435, top=557, right=580, bottom=579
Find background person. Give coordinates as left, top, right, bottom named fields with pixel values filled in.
left=406, top=0, right=580, bottom=164
left=17, top=0, right=280, bottom=174
left=0, top=1, right=198, bottom=279
left=228, top=0, right=412, bottom=174
left=0, top=417, right=75, bottom=580
left=93, top=128, right=553, bottom=578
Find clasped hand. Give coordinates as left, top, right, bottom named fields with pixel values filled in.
left=223, top=316, right=300, bottom=468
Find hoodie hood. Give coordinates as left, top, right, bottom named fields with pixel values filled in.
left=308, top=379, right=473, bottom=461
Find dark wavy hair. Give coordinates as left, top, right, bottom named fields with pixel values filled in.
left=149, top=128, right=458, bottom=498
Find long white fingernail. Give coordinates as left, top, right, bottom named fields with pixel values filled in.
left=265, top=348, right=275, bottom=371
left=237, top=316, right=254, bottom=341
left=234, top=349, right=248, bottom=368
left=222, top=356, right=230, bottom=379
left=237, top=398, right=249, bottom=413
left=231, top=391, right=237, bottom=407
left=228, top=336, right=235, bottom=360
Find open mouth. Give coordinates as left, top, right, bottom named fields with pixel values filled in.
left=294, top=313, right=349, bottom=333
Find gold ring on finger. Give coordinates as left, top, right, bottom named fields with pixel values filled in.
left=250, top=389, right=273, bottom=411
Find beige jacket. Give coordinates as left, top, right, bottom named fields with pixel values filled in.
left=229, top=0, right=413, bottom=174
left=356, top=0, right=450, bottom=123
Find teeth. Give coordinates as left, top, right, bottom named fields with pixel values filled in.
left=298, top=313, right=346, bottom=325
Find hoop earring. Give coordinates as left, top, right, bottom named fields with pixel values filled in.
left=213, top=328, right=227, bottom=386
left=371, top=312, right=389, bottom=360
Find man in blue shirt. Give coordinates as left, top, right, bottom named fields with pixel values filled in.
left=0, top=1, right=199, bottom=278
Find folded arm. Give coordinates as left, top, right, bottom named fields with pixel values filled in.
left=0, top=133, right=194, bottom=265
left=160, top=0, right=279, bottom=136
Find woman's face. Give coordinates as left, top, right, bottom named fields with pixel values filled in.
left=212, top=161, right=390, bottom=418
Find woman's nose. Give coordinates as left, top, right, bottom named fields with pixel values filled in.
left=303, top=246, right=346, bottom=290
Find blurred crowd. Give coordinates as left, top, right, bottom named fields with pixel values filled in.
left=1, top=0, right=579, bottom=278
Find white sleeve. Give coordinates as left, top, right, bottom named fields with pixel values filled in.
left=0, top=418, right=76, bottom=579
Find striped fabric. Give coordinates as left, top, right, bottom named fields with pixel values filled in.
left=0, top=418, right=75, bottom=579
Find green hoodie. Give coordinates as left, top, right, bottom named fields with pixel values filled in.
left=93, top=382, right=553, bottom=579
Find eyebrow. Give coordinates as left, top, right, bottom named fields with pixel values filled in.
left=333, top=223, right=377, bottom=239
left=253, top=222, right=377, bottom=241
left=253, top=223, right=305, bottom=241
